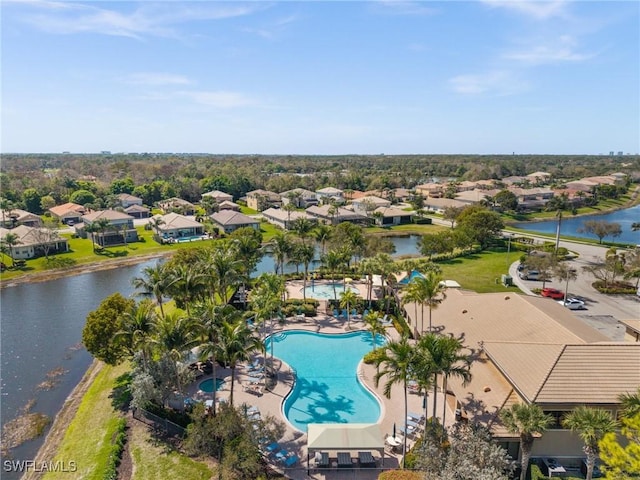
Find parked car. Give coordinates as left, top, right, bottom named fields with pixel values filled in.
left=518, top=270, right=539, bottom=280
left=558, top=297, right=585, bottom=310
left=541, top=288, right=564, bottom=300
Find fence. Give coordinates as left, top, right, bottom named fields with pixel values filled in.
left=132, top=407, right=187, bottom=438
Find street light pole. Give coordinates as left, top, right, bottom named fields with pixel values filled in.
left=505, top=234, right=512, bottom=271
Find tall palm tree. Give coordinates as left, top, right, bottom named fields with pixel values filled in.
left=313, top=224, right=333, bottom=256
left=83, top=222, right=99, bottom=253
left=322, top=249, right=347, bottom=301
left=195, top=300, right=241, bottom=415
left=270, top=231, right=292, bottom=277
left=370, top=253, right=399, bottom=314
left=339, top=289, right=359, bottom=329
left=374, top=335, right=415, bottom=465
left=436, top=336, right=472, bottom=428
left=0, top=232, right=21, bottom=267
left=207, top=244, right=242, bottom=304
left=116, top=299, right=157, bottom=369
left=291, top=217, right=315, bottom=246
left=295, top=243, right=316, bottom=303
left=92, top=217, right=111, bottom=248
left=402, top=279, right=424, bottom=336
left=217, top=319, right=262, bottom=406
left=132, top=263, right=170, bottom=317
left=420, top=270, right=446, bottom=333
left=249, top=273, right=284, bottom=365
left=166, top=263, right=207, bottom=316
left=563, top=406, right=618, bottom=480
left=151, top=311, right=200, bottom=397
left=500, top=403, right=553, bottom=480
left=617, top=387, right=640, bottom=418
left=363, top=311, right=385, bottom=352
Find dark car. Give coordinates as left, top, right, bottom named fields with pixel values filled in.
left=541, top=288, right=564, bottom=300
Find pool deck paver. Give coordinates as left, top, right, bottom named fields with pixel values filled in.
left=188, top=305, right=455, bottom=480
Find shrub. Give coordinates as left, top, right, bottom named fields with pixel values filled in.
left=363, top=349, right=386, bottom=365
left=103, top=417, right=127, bottom=480
left=592, top=281, right=636, bottom=294
left=378, top=470, right=423, bottom=480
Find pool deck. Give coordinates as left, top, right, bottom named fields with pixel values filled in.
left=187, top=309, right=455, bottom=479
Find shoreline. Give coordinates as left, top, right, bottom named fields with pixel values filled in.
left=21, top=360, right=103, bottom=480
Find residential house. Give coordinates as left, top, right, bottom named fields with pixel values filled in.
left=456, top=180, right=478, bottom=192
left=210, top=210, right=260, bottom=234
left=511, top=187, right=555, bottom=210
left=351, top=195, right=391, bottom=215
left=262, top=208, right=316, bottom=230
left=117, top=193, right=143, bottom=208
left=423, top=197, right=467, bottom=214
left=49, top=202, right=86, bottom=225
left=246, top=189, right=282, bottom=211
left=218, top=200, right=240, bottom=211
left=455, top=189, right=494, bottom=205
left=564, top=179, right=599, bottom=193
left=124, top=204, right=150, bottom=219
left=305, top=205, right=367, bottom=225
left=201, top=190, right=233, bottom=203
left=372, top=207, right=414, bottom=226
left=78, top=210, right=138, bottom=246
left=401, top=289, right=640, bottom=462
left=152, top=212, right=204, bottom=242
left=582, top=175, right=622, bottom=186
left=415, top=183, right=444, bottom=198
left=0, top=209, right=43, bottom=228
left=157, top=197, right=196, bottom=215
left=0, top=225, right=69, bottom=260
left=280, top=188, right=318, bottom=208
left=526, top=171, right=552, bottom=184
left=315, top=187, right=345, bottom=205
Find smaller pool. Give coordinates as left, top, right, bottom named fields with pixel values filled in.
left=176, top=235, right=207, bottom=243
left=301, top=282, right=358, bottom=300
left=398, top=270, right=425, bottom=285
left=198, top=378, right=225, bottom=393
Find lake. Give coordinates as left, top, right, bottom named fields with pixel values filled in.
left=513, top=204, right=640, bottom=245
left=0, top=234, right=421, bottom=469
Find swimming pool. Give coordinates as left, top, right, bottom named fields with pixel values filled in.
left=300, top=282, right=359, bottom=300
left=265, top=330, right=386, bottom=432
left=198, top=378, right=225, bottom=393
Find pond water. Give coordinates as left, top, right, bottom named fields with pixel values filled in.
left=512, top=205, right=640, bottom=245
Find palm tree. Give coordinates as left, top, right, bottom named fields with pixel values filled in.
left=196, top=300, right=241, bottom=415
left=0, top=232, right=21, bottom=267
left=500, top=403, right=553, bottom=480
left=322, top=249, right=347, bottom=301
left=132, top=263, right=170, bottom=317
left=148, top=216, right=165, bottom=238
left=270, top=231, right=292, bottom=277
left=435, top=336, right=472, bottom=429
left=83, top=222, right=99, bottom=253
left=420, top=271, right=446, bottom=333
left=339, top=289, right=359, bottom=329
left=618, top=387, right=640, bottom=418
left=370, top=253, right=399, bottom=313
left=363, top=311, right=385, bottom=352
left=374, top=335, right=415, bottom=465
left=563, top=407, right=618, bottom=480
left=217, top=319, right=262, bottom=406
left=295, top=243, right=316, bottom=303
left=554, top=262, right=577, bottom=302
left=402, top=279, right=424, bottom=336
left=249, top=273, right=284, bottom=365
left=313, top=224, right=333, bottom=256
left=151, top=311, right=200, bottom=398
left=291, top=217, right=315, bottom=246
left=116, top=299, right=157, bottom=369
left=166, top=263, right=207, bottom=316
left=92, top=217, right=111, bottom=248
left=207, top=244, right=242, bottom=304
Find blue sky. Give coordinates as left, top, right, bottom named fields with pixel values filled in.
left=2, top=1, right=638, bottom=154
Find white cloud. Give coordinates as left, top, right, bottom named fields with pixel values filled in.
left=11, top=1, right=269, bottom=39
left=124, top=73, right=192, bottom=86
left=449, top=71, right=528, bottom=96
left=480, top=0, right=569, bottom=20
left=503, top=35, right=595, bottom=65
left=371, top=1, right=438, bottom=16
left=178, top=90, right=257, bottom=108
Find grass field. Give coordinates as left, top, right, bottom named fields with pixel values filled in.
left=436, top=249, right=521, bottom=293
left=43, top=363, right=129, bottom=480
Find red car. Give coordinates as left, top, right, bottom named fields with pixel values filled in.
left=541, top=288, right=564, bottom=300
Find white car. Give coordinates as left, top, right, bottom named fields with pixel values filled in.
left=558, top=298, right=585, bottom=310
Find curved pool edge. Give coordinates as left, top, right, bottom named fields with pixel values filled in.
left=265, top=328, right=385, bottom=434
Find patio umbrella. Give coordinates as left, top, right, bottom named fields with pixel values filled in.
left=423, top=395, right=427, bottom=409
left=392, top=422, right=396, bottom=438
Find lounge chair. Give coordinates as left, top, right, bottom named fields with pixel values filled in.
left=333, top=309, right=340, bottom=318
left=381, top=314, right=393, bottom=326
left=358, top=451, right=376, bottom=468
left=341, top=308, right=348, bottom=319
left=283, top=454, right=299, bottom=467
left=264, top=442, right=279, bottom=454
left=351, top=308, right=359, bottom=319
left=337, top=452, right=352, bottom=468
left=408, top=411, right=424, bottom=422
left=314, top=451, right=329, bottom=468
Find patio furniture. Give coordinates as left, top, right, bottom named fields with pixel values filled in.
left=337, top=452, right=352, bottom=468
left=408, top=411, right=424, bottom=422
left=358, top=451, right=376, bottom=468
left=283, top=454, right=299, bottom=467
left=314, top=451, right=329, bottom=468
left=264, top=442, right=279, bottom=454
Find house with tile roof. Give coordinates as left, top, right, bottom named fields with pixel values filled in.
left=152, top=212, right=205, bottom=242
left=0, top=209, right=43, bottom=228
left=201, top=190, right=233, bottom=203
left=124, top=204, right=150, bottom=219
left=351, top=195, right=391, bottom=215
left=246, top=189, right=282, bottom=211
left=305, top=205, right=367, bottom=226
left=401, top=289, right=640, bottom=461
left=157, top=197, right=196, bottom=215
left=262, top=207, right=316, bottom=230
left=315, top=187, right=345, bottom=205
left=78, top=209, right=138, bottom=246
left=0, top=225, right=69, bottom=260
left=280, top=188, right=318, bottom=208
left=48, top=202, right=86, bottom=225
left=210, top=210, right=260, bottom=234
left=117, top=193, right=144, bottom=208
left=372, top=207, right=414, bottom=226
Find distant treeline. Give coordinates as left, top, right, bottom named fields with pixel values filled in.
left=1, top=153, right=638, bottom=213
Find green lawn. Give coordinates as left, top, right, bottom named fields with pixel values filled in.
left=43, top=363, right=129, bottom=480
left=366, top=223, right=447, bottom=235
left=436, top=250, right=521, bottom=293
left=239, top=205, right=259, bottom=215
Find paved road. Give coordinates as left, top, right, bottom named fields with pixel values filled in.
left=508, top=233, right=639, bottom=340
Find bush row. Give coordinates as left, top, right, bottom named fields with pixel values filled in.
left=104, top=417, right=127, bottom=480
